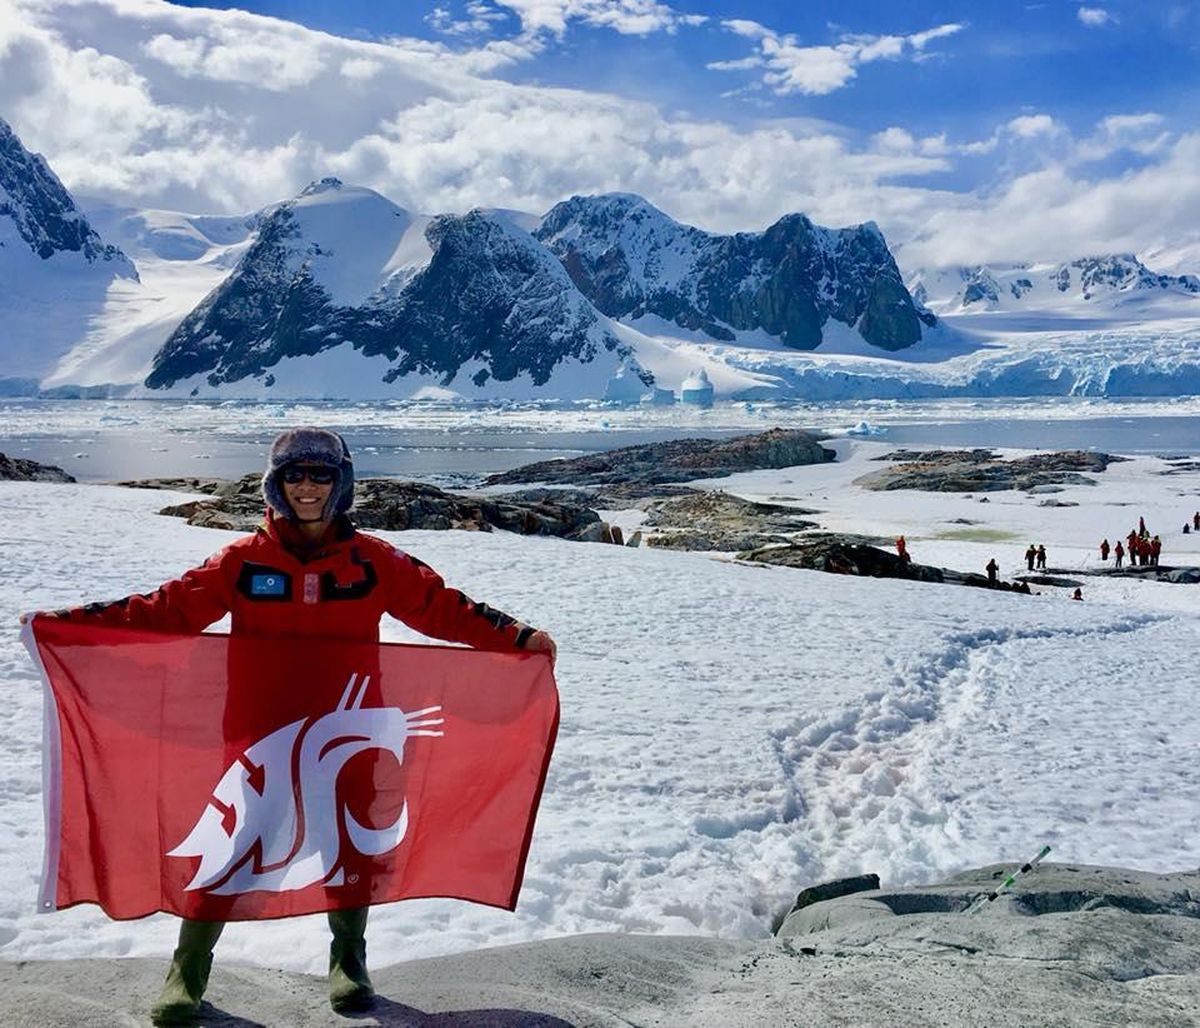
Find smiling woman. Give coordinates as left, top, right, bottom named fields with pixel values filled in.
left=23, top=425, right=557, bottom=1024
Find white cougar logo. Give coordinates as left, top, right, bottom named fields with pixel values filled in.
left=169, top=672, right=444, bottom=894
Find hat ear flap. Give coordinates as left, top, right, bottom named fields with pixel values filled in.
left=263, top=468, right=293, bottom=520
left=333, top=434, right=355, bottom=516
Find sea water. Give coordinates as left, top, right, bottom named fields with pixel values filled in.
left=0, top=397, right=1196, bottom=483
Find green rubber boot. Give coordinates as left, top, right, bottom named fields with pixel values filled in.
left=150, top=919, right=225, bottom=1026
left=328, top=907, right=374, bottom=1013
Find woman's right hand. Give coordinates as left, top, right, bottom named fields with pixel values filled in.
left=18, top=611, right=63, bottom=625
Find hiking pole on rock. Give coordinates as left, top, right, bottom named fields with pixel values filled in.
left=967, top=844, right=1051, bottom=913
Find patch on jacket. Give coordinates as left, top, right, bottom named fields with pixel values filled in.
left=237, top=564, right=292, bottom=602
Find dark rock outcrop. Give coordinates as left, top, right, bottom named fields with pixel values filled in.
left=141, top=475, right=617, bottom=543
left=738, top=535, right=945, bottom=581
left=858, top=449, right=1121, bottom=492
left=0, top=453, right=75, bottom=482
left=738, top=535, right=1034, bottom=594
left=484, top=428, right=834, bottom=487
left=641, top=491, right=819, bottom=551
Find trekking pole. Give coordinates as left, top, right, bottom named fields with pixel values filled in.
left=966, top=844, right=1051, bottom=913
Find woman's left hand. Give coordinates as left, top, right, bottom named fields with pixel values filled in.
left=523, top=630, right=557, bottom=667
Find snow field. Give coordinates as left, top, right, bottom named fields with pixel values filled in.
left=0, top=446, right=1198, bottom=974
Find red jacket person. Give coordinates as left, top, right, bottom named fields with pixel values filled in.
left=27, top=427, right=555, bottom=1024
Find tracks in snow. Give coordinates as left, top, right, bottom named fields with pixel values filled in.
left=769, top=611, right=1172, bottom=885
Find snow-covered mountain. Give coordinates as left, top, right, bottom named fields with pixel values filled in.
left=146, top=179, right=650, bottom=398
left=4, top=114, right=1200, bottom=403
left=0, top=118, right=133, bottom=274
left=910, top=255, right=1200, bottom=315
left=535, top=193, right=932, bottom=352
left=0, top=117, right=142, bottom=391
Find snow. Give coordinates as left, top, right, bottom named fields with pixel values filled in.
left=289, top=182, right=431, bottom=307
left=2, top=436, right=1199, bottom=974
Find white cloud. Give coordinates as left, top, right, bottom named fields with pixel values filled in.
left=1007, top=114, right=1060, bottom=139
left=1076, top=112, right=1170, bottom=161
left=872, top=127, right=916, bottom=154
left=340, top=57, right=382, bottom=81
left=1077, top=7, right=1115, bottom=27
left=488, top=0, right=705, bottom=38
left=905, top=133, right=1200, bottom=266
left=427, top=2, right=511, bottom=37
left=715, top=20, right=965, bottom=96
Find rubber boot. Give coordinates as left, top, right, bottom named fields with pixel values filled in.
left=328, top=907, right=374, bottom=1013
left=151, top=919, right=225, bottom=1026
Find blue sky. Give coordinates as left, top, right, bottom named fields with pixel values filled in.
left=6, top=1, right=1199, bottom=265
left=162, top=0, right=1198, bottom=175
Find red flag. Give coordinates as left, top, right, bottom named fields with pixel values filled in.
left=23, top=617, right=558, bottom=922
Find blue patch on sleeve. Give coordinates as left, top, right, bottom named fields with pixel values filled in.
left=250, top=574, right=287, bottom=597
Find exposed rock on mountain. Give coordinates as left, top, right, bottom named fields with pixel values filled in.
left=145, top=179, right=647, bottom=394
left=484, top=428, right=835, bottom=487
left=0, top=118, right=134, bottom=275
left=857, top=449, right=1120, bottom=492
left=0, top=452, right=75, bottom=482
left=535, top=193, right=931, bottom=352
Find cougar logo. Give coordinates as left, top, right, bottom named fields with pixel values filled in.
left=169, top=673, right=443, bottom=894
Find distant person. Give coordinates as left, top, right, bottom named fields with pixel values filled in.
left=1025, top=544, right=1037, bottom=571
left=895, top=535, right=910, bottom=563
left=1150, top=535, right=1162, bottom=566
left=985, top=557, right=999, bottom=585
left=1036, top=544, right=1047, bottom=570
left=1071, top=587, right=1083, bottom=601
left=1099, top=538, right=1110, bottom=561
left=1185, top=523, right=1191, bottom=535
left=1114, top=540, right=1125, bottom=568
left=1194, top=511, right=1199, bottom=531
left=1130, top=535, right=1142, bottom=566
left=1139, top=515, right=1146, bottom=536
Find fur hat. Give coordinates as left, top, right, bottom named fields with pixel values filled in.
left=262, top=427, right=354, bottom=521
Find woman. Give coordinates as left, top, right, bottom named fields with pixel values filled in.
left=28, top=427, right=555, bottom=1025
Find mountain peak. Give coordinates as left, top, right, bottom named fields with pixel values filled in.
left=299, top=176, right=345, bottom=197
left=0, top=117, right=135, bottom=274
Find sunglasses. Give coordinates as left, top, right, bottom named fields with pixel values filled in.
left=280, top=465, right=336, bottom=485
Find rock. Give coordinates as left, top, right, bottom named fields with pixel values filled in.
left=789, top=874, right=883, bottom=914
left=484, top=428, right=835, bottom=488
left=119, top=474, right=261, bottom=496
left=777, top=862, right=1200, bottom=940
left=739, top=535, right=1040, bottom=595
left=151, top=476, right=617, bottom=544
left=738, top=535, right=945, bottom=582
left=857, top=449, right=1121, bottom=493
left=1073, top=565, right=1200, bottom=584
left=1017, top=574, right=1083, bottom=588
left=640, top=490, right=819, bottom=551
left=0, top=452, right=75, bottom=482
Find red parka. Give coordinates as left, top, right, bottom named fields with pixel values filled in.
left=61, top=511, right=532, bottom=652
